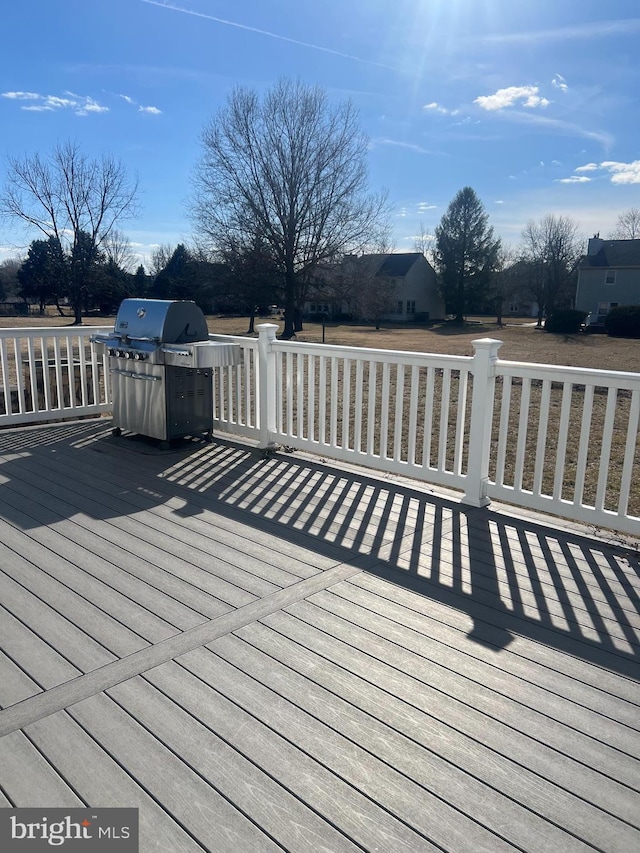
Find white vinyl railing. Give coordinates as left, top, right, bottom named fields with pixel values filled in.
left=1, top=322, right=638, bottom=534
left=0, top=325, right=112, bottom=425
left=212, top=325, right=639, bottom=535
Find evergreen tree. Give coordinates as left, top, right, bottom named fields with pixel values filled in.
left=18, top=237, right=66, bottom=315
left=434, top=187, right=500, bottom=323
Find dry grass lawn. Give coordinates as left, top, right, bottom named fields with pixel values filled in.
left=2, top=313, right=638, bottom=373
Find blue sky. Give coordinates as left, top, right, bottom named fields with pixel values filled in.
left=1, top=0, right=639, bottom=268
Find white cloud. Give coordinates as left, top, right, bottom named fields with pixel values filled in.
left=556, top=175, right=591, bottom=183
left=3, top=90, right=109, bottom=116
left=120, top=94, right=135, bottom=104
left=139, top=105, right=162, bottom=114
left=423, top=102, right=447, bottom=114
left=1, top=91, right=40, bottom=100
left=575, top=162, right=599, bottom=172
left=417, top=202, right=437, bottom=212
left=600, top=160, right=640, bottom=184
left=474, top=86, right=550, bottom=111
left=423, top=101, right=459, bottom=117
left=495, top=200, right=504, bottom=204
left=551, top=74, right=568, bottom=92
left=372, top=137, right=433, bottom=155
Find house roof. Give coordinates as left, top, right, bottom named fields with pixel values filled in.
left=374, top=252, right=423, bottom=277
left=579, top=239, right=640, bottom=269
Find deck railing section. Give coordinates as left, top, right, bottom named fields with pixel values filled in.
left=207, top=333, right=260, bottom=440
left=269, top=326, right=475, bottom=494
left=0, top=325, right=112, bottom=425
left=1, top=322, right=638, bottom=533
left=488, top=358, right=640, bottom=533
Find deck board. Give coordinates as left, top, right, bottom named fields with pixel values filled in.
left=260, top=607, right=640, bottom=822
left=233, top=618, right=639, bottom=851
left=0, top=420, right=639, bottom=853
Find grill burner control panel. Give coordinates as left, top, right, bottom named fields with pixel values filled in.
left=108, top=348, right=149, bottom=361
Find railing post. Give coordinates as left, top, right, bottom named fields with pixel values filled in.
left=463, top=338, right=503, bottom=507
left=256, top=323, right=278, bottom=449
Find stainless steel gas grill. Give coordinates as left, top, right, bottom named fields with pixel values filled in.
left=91, top=299, right=240, bottom=447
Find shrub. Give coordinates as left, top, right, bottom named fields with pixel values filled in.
left=604, top=304, right=640, bottom=338
left=544, top=309, right=587, bottom=334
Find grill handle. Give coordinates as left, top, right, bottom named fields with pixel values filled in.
left=109, top=369, right=161, bottom=381
left=161, top=347, right=190, bottom=357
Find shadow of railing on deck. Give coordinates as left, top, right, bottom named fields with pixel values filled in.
left=0, top=421, right=638, bottom=680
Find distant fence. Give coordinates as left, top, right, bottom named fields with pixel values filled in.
left=1, top=322, right=638, bottom=534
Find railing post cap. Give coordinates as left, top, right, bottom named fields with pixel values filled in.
left=472, top=337, right=503, bottom=353
left=256, top=323, right=279, bottom=338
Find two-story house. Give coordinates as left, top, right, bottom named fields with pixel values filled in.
left=306, top=252, right=445, bottom=323
left=575, top=236, right=640, bottom=324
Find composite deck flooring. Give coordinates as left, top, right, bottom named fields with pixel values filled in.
left=0, top=419, right=639, bottom=852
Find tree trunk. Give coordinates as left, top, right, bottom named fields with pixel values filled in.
left=280, top=268, right=297, bottom=339
left=246, top=309, right=255, bottom=334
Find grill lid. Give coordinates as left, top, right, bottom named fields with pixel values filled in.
left=114, top=299, right=209, bottom=344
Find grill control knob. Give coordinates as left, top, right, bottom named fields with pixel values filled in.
left=108, top=348, right=116, bottom=356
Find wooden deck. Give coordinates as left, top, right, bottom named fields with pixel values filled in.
left=0, top=419, right=639, bottom=852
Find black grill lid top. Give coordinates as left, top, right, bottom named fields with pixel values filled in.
left=115, top=299, right=209, bottom=344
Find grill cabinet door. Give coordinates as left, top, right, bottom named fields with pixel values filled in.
left=165, top=367, right=213, bottom=440
left=110, top=361, right=167, bottom=440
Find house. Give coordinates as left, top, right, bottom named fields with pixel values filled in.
left=575, top=236, right=640, bottom=324
left=306, top=252, right=445, bottom=323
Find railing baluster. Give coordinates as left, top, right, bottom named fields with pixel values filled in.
left=454, top=369, right=468, bottom=476
left=342, top=358, right=351, bottom=450
left=393, top=363, right=405, bottom=462
left=408, top=365, right=419, bottom=467
left=514, top=377, right=531, bottom=493
left=380, top=362, right=390, bottom=460
left=367, top=361, right=377, bottom=457
left=618, top=389, right=639, bottom=517
left=532, top=379, right=551, bottom=497
left=552, top=383, right=573, bottom=501
left=422, top=366, right=435, bottom=470
left=595, top=387, right=619, bottom=512
left=354, top=358, right=364, bottom=453
left=319, top=354, right=327, bottom=445
left=438, top=368, right=451, bottom=471
left=495, top=376, right=511, bottom=486
left=574, top=384, right=594, bottom=507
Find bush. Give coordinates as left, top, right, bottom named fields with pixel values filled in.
left=544, top=309, right=587, bottom=334
left=604, top=305, right=640, bottom=338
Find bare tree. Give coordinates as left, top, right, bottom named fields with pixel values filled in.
left=103, top=228, right=136, bottom=273
left=190, top=78, right=388, bottom=339
left=490, top=245, right=521, bottom=326
left=609, top=207, right=640, bottom=239
left=1, top=140, right=139, bottom=323
left=149, top=243, right=175, bottom=277
left=413, top=222, right=436, bottom=264
left=520, top=214, right=582, bottom=327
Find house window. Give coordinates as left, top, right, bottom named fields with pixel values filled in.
left=396, top=301, right=403, bottom=314
left=310, top=303, right=330, bottom=314
left=605, top=270, right=616, bottom=285
left=508, top=303, right=519, bottom=313
left=406, top=300, right=416, bottom=314
left=597, top=301, right=618, bottom=321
